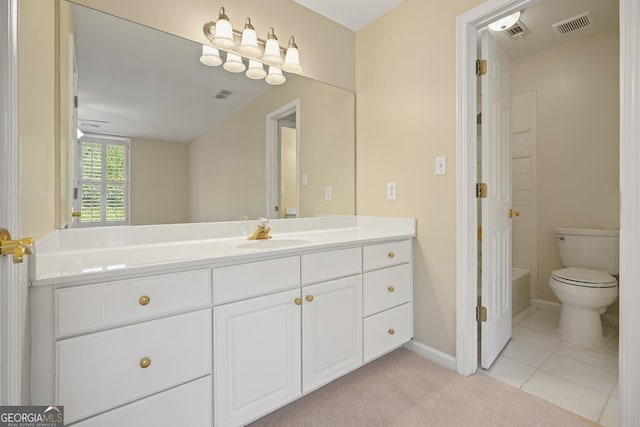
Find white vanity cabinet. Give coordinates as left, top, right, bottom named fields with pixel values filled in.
left=213, top=248, right=363, bottom=427
left=31, top=269, right=213, bottom=426
left=362, top=240, right=414, bottom=363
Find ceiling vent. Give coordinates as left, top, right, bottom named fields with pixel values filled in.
left=552, top=11, right=594, bottom=36
left=505, top=20, right=531, bottom=40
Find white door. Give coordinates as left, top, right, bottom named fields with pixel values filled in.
left=480, top=29, right=513, bottom=369
left=302, top=275, right=362, bottom=393
left=214, top=289, right=302, bottom=427
left=0, top=0, right=26, bottom=404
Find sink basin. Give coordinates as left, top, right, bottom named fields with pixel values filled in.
left=236, top=239, right=312, bottom=249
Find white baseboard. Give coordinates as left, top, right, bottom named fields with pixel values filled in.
left=404, top=339, right=456, bottom=371
left=531, top=298, right=561, bottom=312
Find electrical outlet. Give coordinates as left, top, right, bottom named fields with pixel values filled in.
left=324, top=186, right=332, bottom=201
left=386, top=182, right=397, bottom=201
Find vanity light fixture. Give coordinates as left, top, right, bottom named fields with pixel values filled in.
left=201, top=6, right=302, bottom=85
left=488, top=10, right=521, bottom=31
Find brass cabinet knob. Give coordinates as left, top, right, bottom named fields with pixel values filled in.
left=388, top=286, right=395, bottom=293
left=387, top=251, right=395, bottom=258
left=139, top=295, right=151, bottom=306
left=294, top=297, right=302, bottom=305
left=306, top=295, right=314, bottom=302
left=139, top=357, right=151, bottom=368
left=388, top=328, right=395, bottom=335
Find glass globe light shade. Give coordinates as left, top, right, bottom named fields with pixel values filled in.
left=200, top=45, right=222, bottom=66
left=246, top=60, right=267, bottom=79
left=239, top=19, right=262, bottom=58
left=265, top=66, right=286, bottom=85
left=223, top=53, right=246, bottom=73
left=262, top=28, right=283, bottom=66
left=282, top=43, right=301, bottom=73
left=212, top=8, right=235, bottom=49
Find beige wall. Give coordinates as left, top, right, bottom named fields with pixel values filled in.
left=356, top=0, right=482, bottom=356
left=70, top=0, right=355, bottom=90
left=189, top=75, right=355, bottom=222
left=130, top=138, right=190, bottom=225
left=511, top=29, right=620, bottom=303
left=20, top=0, right=57, bottom=238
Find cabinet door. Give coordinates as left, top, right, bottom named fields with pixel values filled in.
left=302, top=275, right=363, bottom=393
left=214, top=289, right=301, bottom=427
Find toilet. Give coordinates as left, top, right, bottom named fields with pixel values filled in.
left=549, top=227, right=619, bottom=348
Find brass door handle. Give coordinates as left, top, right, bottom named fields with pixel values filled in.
left=139, top=295, right=151, bottom=306
left=306, top=295, right=314, bottom=302
left=0, top=228, right=34, bottom=264
left=509, top=209, right=520, bottom=218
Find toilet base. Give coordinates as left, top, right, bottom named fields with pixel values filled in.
left=558, top=304, right=605, bottom=348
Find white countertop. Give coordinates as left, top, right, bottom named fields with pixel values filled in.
left=32, top=216, right=415, bottom=286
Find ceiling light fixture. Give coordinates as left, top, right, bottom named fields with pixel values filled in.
left=488, top=11, right=521, bottom=31
left=201, top=6, right=302, bottom=85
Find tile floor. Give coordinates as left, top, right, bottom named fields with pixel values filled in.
left=480, top=307, right=620, bottom=426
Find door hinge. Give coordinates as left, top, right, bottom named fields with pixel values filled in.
left=477, top=112, right=482, bottom=124
left=74, top=95, right=78, bottom=108
left=476, top=182, right=488, bottom=198
left=476, top=59, right=487, bottom=76
left=476, top=306, right=487, bottom=322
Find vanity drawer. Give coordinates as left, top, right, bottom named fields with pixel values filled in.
left=363, top=303, right=412, bottom=363
left=71, top=376, right=212, bottom=427
left=301, top=247, right=361, bottom=285
left=363, top=240, right=411, bottom=271
left=213, top=256, right=300, bottom=305
left=363, top=264, right=411, bottom=317
left=55, top=269, right=211, bottom=337
left=57, top=309, right=212, bottom=424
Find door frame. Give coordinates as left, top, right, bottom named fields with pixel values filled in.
left=265, top=99, right=300, bottom=219
left=0, top=0, right=23, bottom=404
left=455, top=0, right=640, bottom=424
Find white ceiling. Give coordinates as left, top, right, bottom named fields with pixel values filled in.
left=292, top=0, right=405, bottom=31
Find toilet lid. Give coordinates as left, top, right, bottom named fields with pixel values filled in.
left=552, top=267, right=617, bottom=288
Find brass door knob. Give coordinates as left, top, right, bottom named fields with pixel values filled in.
left=388, top=328, right=395, bottom=335
left=509, top=209, right=521, bottom=218
left=387, top=251, right=395, bottom=258
left=139, top=357, right=151, bottom=368
left=0, top=228, right=35, bottom=264
left=388, top=286, right=395, bottom=293
left=294, top=297, right=302, bottom=305
left=139, top=295, right=151, bottom=306
left=306, top=295, right=314, bottom=302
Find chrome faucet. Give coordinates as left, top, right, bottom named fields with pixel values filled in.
left=247, top=218, right=272, bottom=240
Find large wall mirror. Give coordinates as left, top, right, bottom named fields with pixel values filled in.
left=58, top=1, right=355, bottom=227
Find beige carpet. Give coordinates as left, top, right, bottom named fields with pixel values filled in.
left=249, top=348, right=598, bottom=427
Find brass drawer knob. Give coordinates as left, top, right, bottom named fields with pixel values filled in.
left=306, top=295, right=314, bottom=302
left=294, top=297, right=302, bottom=305
left=387, top=251, right=395, bottom=258
left=388, top=328, right=395, bottom=335
left=139, top=357, right=151, bottom=368
left=388, top=286, right=395, bottom=293
left=139, top=295, right=151, bottom=306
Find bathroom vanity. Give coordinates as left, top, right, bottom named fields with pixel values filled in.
left=29, top=216, right=415, bottom=426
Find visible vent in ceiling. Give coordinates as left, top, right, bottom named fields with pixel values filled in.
left=552, top=11, right=594, bottom=36
left=505, top=20, right=531, bottom=40
left=215, top=90, right=233, bottom=100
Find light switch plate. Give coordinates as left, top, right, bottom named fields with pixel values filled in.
left=324, top=186, right=332, bottom=201
left=302, top=174, right=308, bottom=186
left=386, top=182, right=397, bottom=201
left=435, top=156, right=447, bottom=175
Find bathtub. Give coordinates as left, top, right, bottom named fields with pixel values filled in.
left=512, top=267, right=531, bottom=317
left=477, top=265, right=531, bottom=318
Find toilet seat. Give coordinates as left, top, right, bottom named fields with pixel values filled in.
left=551, top=267, right=617, bottom=288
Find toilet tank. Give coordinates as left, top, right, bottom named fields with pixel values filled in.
left=555, top=227, right=619, bottom=274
